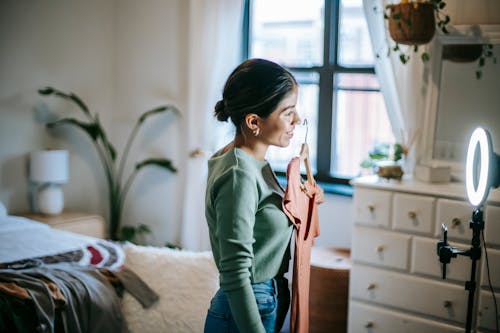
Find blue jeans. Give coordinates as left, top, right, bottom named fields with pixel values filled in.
left=204, top=277, right=289, bottom=333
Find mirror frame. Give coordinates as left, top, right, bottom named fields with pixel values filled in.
left=420, top=24, right=500, bottom=179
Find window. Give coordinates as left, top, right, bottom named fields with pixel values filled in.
left=244, top=0, right=395, bottom=184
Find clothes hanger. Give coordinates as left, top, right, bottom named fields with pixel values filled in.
left=299, top=119, right=316, bottom=186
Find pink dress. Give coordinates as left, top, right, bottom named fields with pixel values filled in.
left=283, top=157, right=322, bottom=333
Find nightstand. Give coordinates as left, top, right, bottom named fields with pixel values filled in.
left=18, top=212, right=107, bottom=238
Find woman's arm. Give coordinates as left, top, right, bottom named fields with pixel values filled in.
left=213, top=168, right=265, bottom=333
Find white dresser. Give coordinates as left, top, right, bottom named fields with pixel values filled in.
left=348, top=176, right=500, bottom=333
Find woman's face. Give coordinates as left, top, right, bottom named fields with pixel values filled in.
left=258, top=86, right=301, bottom=148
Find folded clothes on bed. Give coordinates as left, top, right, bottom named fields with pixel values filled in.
left=0, top=262, right=159, bottom=333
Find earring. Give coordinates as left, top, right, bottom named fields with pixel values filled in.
left=253, top=128, right=260, bottom=136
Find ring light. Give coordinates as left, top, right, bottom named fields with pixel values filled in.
left=466, top=127, right=500, bottom=207
left=438, top=126, right=499, bottom=333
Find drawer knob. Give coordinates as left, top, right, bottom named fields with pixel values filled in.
left=368, top=205, right=375, bottom=213
left=408, top=211, right=417, bottom=219
left=367, top=283, right=377, bottom=290
left=375, top=245, right=385, bottom=253
left=365, top=321, right=374, bottom=328
left=443, top=300, right=453, bottom=308
left=451, top=218, right=462, bottom=228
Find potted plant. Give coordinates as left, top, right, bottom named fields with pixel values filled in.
left=383, top=0, right=450, bottom=64
left=38, top=87, right=180, bottom=241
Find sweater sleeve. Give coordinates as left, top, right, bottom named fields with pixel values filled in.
left=213, top=168, right=265, bottom=333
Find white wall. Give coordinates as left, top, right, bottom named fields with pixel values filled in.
left=110, top=0, right=188, bottom=245
left=0, top=0, right=115, bottom=216
left=0, top=0, right=190, bottom=246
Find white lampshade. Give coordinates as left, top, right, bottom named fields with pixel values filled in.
left=30, top=150, right=69, bottom=183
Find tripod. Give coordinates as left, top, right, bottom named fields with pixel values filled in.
left=437, top=208, right=483, bottom=333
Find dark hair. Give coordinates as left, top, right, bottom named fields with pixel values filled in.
left=214, top=58, right=297, bottom=131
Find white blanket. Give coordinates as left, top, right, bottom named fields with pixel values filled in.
left=0, top=215, right=100, bottom=264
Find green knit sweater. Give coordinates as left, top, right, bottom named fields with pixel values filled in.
left=205, top=147, right=293, bottom=333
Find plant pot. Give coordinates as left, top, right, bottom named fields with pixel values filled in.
left=442, top=44, right=483, bottom=62
left=388, top=2, right=436, bottom=45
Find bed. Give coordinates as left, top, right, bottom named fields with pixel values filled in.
left=0, top=202, right=219, bottom=333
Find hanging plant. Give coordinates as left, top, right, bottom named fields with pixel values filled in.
left=441, top=43, right=497, bottom=79
left=475, top=44, right=497, bottom=79
left=381, top=0, right=451, bottom=64
left=442, top=44, right=483, bottom=63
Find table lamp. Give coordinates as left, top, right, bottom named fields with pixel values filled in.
left=30, top=150, right=69, bottom=215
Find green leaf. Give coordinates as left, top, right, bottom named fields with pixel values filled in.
left=439, top=2, right=446, bottom=9
left=441, top=27, right=449, bottom=34
left=138, top=105, right=181, bottom=124
left=67, top=93, right=91, bottom=116
left=120, top=226, right=137, bottom=242
left=137, top=224, right=152, bottom=234
left=38, top=87, right=55, bottom=95
left=413, top=45, right=419, bottom=52
left=136, top=158, right=177, bottom=173
left=393, top=143, right=404, bottom=161
left=476, top=70, right=482, bottom=80
left=47, top=118, right=100, bottom=140
left=392, top=13, right=402, bottom=20
left=94, top=115, right=117, bottom=161
left=479, top=57, right=485, bottom=67
left=360, top=159, right=373, bottom=169
left=38, top=87, right=91, bottom=116
left=399, top=54, right=408, bottom=64
left=421, top=52, right=430, bottom=62
left=444, top=15, right=450, bottom=24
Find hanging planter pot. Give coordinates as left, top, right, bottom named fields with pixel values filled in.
left=387, top=2, right=436, bottom=45
left=442, top=44, right=483, bottom=63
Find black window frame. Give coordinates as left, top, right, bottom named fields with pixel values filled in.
left=243, top=0, right=378, bottom=186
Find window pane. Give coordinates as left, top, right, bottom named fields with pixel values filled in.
left=267, top=72, right=319, bottom=172
left=250, top=0, right=324, bottom=67
left=338, top=0, right=375, bottom=67
left=331, top=74, right=394, bottom=178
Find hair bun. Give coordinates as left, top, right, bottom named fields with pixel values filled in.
left=214, top=99, right=229, bottom=122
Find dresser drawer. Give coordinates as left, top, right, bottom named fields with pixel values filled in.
left=354, top=189, right=392, bottom=228
left=348, top=301, right=464, bottom=333
left=393, top=193, right=435, bottom=235
left=485, top=205, right=500, bottom=247
left=411, top=236, right=472, bottom=282
left=349, top=265, right=468, bottom=324
left=480, top=247, right=500, bottom=289
left=352, top=226, right=410, bottom=270
left=435, top=199, right=473, bottom=242
left=477, top=290, right=500, bottom=331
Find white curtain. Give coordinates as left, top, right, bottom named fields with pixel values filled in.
left=363, top=0, right=432, bottom=167
left=180, top=0, right=243, bottom=251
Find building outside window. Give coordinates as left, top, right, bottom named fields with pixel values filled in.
left=244, top=0, right=395, bottom=185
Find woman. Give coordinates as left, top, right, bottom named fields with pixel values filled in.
left=204, top=58, right=301, bottom=333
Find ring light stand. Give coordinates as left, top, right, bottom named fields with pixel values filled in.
left=437, top=127, right=500, bottom=333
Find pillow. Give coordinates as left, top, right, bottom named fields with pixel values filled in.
left=121, top=243, right=219, bottom=333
